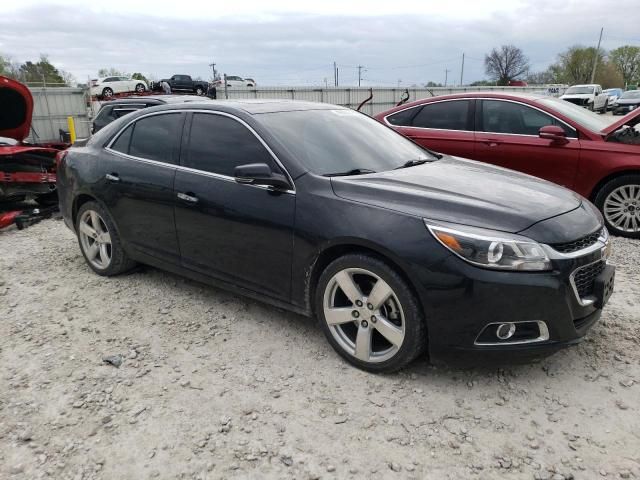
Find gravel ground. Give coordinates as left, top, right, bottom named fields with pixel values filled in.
left=1, top=216, right=639, bottom=480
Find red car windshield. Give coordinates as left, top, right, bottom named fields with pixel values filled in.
left=537, top=97, right=619, bottom=133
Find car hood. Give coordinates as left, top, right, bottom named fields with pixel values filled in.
left=330, top=156, right=582, bottom=234
left=601, top=106, right=640, bottom=136
left=615, top=98, right=640, bottom=105
left=0, top=76, right=33, bottom=142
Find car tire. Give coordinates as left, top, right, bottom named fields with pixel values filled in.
left=600, top=100, right=608, bottom=114
left=195, top=86, right=204, bottom=95
left=102, top=87, right=113, bottom=98
left=594, top=174, right=640, bottom=238
left=135, top=83, right=145, bottom=93
left=75, top=201, right=137, bottom=276
left=589, top=102, right=594, bottom=112
left=315, top=253, right=427, bottom=373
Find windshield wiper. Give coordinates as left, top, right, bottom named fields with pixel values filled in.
left=323, top=168, right=376, bottom=177
left=394, top=159, right=433, bottom=170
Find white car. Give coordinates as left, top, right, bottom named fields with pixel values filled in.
left=560, top=84, right=608, bottom=113
left=603, top=88, right=624, bottom=110
left=90, top=76, right=148, bottom=98
left=214, top=76, right=256, bottom=88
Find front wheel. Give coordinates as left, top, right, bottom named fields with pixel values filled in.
left=195, top=86, right=204, bottom=95
left=76, top=201, right=136, bottom=275
left=315, top=254, right=427, bottom=372
left=135, top=83, right=145, bottom=93
left=102, top=87, right=113, bottom=98
left=595, top=175, right=640, bottom=238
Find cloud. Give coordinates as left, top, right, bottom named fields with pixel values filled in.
left=1, top=1, right=638, bottom=86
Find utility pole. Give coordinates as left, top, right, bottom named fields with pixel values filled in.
left=590, top=27, right=604, bottom=84
left=444, top=69, right=451, bottom=87
left=333, top=61, right=337, bottom=87
left=209, top=61, right=217, bottom=80
left=460, top=53, right=465, bottom=86
left=358, top=65, right=364, bottom=87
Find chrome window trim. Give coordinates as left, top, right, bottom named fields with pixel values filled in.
left=474, top=321, right=550, bottom=346
left=383, top=97, right=578, bottom=138
left=105, top=108, right=296, bottom=194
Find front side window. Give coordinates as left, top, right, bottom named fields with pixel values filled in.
left=411, top=100, right=471, bottom=130
left=111, top=113, right=183, bottom=164
left=481, top=100, right=576, bottom=137
left=184, top=113, right=275, bottom=177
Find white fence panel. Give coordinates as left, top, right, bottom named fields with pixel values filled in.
left=27, top=87, right=91, bottom=142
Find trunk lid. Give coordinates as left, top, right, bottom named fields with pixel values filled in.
left=0, top=76, right=34, bottom=142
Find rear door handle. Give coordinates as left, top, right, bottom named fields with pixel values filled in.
left=177, top=192, right=199, bottom=204
left=105, top=173, right=120, bottom=182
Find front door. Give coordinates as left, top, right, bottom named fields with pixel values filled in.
left=174, top=112, right=295, bottom=300
left=474, top=99, right=581, bottom=189
left=102, top=112, right=185, bottom=264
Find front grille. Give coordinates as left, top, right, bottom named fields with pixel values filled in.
left=572, top=261, right=605, bottom=299
left=551, top=229, right=602, bottom=254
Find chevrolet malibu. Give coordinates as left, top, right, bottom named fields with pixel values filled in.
left=57, top=101, right=615, bottom=372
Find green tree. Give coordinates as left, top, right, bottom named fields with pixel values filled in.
left=549, top=46, right=605, bottom=84
left=609, top=45, right=640, bottom=87
left=0, top=54, right=19, bottom=79
left=19, top=55, right=66, bottom=85
left=131, top=72, right=149, bottom=84
left=98, top=67, right=126, bottom=77
left=484, top=45, right=529, bottom=85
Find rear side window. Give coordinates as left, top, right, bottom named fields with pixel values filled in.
left=111, top=113, right=183, bottom=164
left=184, top=113, right=275, bottom=176
left=386, top=107, right=419, bottom=126
left=411, top=100, right=471, bottom=130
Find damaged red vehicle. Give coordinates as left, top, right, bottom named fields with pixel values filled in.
left=1, top=75, right=67, bottom=205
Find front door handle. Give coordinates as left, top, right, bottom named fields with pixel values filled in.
left=105, top=173, right=120, bottom=182
left=177, top=192, right=199, bottom=204
left=482, top=140, right=501, bottom=147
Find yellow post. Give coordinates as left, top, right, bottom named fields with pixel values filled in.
left=66, top=116, right=77, bottom=144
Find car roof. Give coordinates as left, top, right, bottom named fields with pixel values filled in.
left=142, top=99, right=344, bottom=115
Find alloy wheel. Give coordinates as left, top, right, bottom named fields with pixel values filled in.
left=78, top=210, right=112, bottom=269
left=604, top=184, right=640, bottom=233
left=323, top=268, right=405, bottom=363
left=135, top=83, right=144, bottom=93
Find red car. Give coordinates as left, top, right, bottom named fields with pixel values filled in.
left=1, top=75, right=65, bottom=205
left=376, top=93, right=640, bottom=238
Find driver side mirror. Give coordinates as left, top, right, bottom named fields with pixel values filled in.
left=539, top=125, right=569, bottom=145
left=234, top=163, right=291, bottom=190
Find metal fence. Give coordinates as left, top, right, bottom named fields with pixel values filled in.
left=27, top=87, right=91, bottom=143
left=219, top=85, right=564, bottom=116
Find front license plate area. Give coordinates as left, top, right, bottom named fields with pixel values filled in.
left=593, top=265, right=615, bottom=309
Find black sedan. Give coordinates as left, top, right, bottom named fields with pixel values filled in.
left=612, top=90, right=640, bottom=115
left=57, top=100, right=614, bottom=372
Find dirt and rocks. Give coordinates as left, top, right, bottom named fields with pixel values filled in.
left=1, top=217, right=639, bottom=480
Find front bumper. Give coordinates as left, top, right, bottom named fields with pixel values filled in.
left=416, top=236, right=612, bottom=366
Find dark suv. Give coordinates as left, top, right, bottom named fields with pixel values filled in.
left=92, top=95, right=211, bottom=133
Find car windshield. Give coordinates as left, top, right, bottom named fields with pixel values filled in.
left=259, top=109, right=435, bottom=175
left=565, top=86, right=595, bottom=94
left=604, top=89, right=622, bottom=95
left=538, top=97, right=621, bottom=132
left=620, top=91, right=640, bottom=99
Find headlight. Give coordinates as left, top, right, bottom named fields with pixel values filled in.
left=426, top=221, right=552, bottom=271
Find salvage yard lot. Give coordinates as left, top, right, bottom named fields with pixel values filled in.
left=1, top=218, right=639, bottom=480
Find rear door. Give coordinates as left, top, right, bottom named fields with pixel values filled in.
left=174, top=111, right=295, bottom=300
left=474, top=99, right=580, bottom=188
left=384, top=99, right=476, bottom=158
left=102, top=111, right=185, bottom=264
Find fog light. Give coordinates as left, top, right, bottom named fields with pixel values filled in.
left=496, top=323, right=516, bottom=340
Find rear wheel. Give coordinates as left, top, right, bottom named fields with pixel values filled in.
left=195, top=86, right=204, bottom=95
left=315, top=254, right=426, bottom=372
left=595, top=175, right=640, bottom=238
left=135, top=83, right=145, bottom=93
left=76, top=201, right=136, bottom=275
left=102, top=87, right=113, bottom=98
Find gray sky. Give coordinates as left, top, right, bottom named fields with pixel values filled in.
left=2, top=0, right=639, bottom=86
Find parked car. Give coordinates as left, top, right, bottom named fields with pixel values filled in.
left=90, top=77, right=148, bottom=98
left=153, top=75, right=209, bottom=95
left=375, top=93, right=640, bottom=237
left=612, top=90, right=640, bottom=116
left=0, top=75, right=65, bottom=205
left=560, top=84, right=608, bottom=112
left=604, top=88, right=624, bottom=110
left=508, top=80, right=528, bottom=87
left=57, top=101, right=614, bottom=371
left=92, top=95, right=210, bottom=133
left=213, top=76, right=255, bottom=88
